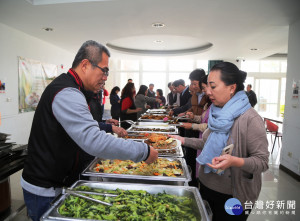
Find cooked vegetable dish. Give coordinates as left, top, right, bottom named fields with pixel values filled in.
left=140, top=114, right=173, bottom=120
left=144, top=138, right=177, bottom=150
left=59, top=186, right=199, bottom=220
left=125, top=133, right=167, bottom=140
left=93, top=158, right=183, bottom=177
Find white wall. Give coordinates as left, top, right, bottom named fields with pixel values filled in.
left=0, top=23, right=73, bottom=144
left=280, top=18, right=300, bottom=175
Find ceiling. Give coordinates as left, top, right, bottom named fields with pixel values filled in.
left=0, top=0, right=300, bottom=60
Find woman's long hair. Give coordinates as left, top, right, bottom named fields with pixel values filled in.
left=200, top=75, right=212, bottom=107
left=110, top=86, right=120, bottom=96
left=121, top=82, right=135, bottom=99
left=156, top=89, right=163, bottom=96
left=136, top=85, right=148, bottom=96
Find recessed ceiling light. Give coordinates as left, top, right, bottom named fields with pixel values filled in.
left=152, top=22, right=165, bottom=28
left=153, top=40, right=164, bottom=43
left=250, top=48, right=258, bottom=51
left=42, top=27, right=54, bottom=32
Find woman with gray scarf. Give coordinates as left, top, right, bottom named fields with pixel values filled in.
left=171, top=62, right=268, bottom=221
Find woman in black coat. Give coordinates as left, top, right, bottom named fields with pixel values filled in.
left=109, top=86, right=121, bottom=120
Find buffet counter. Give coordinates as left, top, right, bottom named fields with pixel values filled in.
left=39, top=109, right=212, bottom=220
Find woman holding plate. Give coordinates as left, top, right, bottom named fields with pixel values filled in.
left=171, top=62, right=269, bottom=221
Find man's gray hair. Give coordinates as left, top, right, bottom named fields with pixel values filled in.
left=172, top=79, right=185, bottom=87
left=72, top=40, right=110, bottom=68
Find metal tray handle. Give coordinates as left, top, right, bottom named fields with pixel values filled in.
left=203, top=200, right=213, bottom=221
left=50, top=193, right=63, bottom=206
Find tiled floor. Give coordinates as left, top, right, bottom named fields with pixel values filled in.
left=248, top=135, right=300, bottom=221
left=4, top=134, right=300, bottom=221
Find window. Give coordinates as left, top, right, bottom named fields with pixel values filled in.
left=256, top=79, right=279, bottom=117
left=142, top=72, right=166, bottom=96
left=113, top=58, right=287, bottom=118
left=244, top=77, right=254, bottom=90
left=169, top=60, right=194, bottom=87
left=281, top=61, right=287, bottom=73
left=169, top=72, right=190, bottom=87
left=116, top=57, right=201, bottom=98
left=280, top=78, right=286, bottom=117
left=120, top=60, right=139, bottom=71
left=120, top=72, right=139, bottom=90
left=169, top=60, right=193, bottom=71
left=196, top=60, right=208, bottom=72
left=240, top=59, right=287, bottom=117
left=260, top=61, right=280, bottom=72
left=142, top=59, right=166, bottom=71
left=241, top=60, right=259, bottom=72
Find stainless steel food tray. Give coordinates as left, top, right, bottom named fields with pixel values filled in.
left=156, top=144, right=184, bottom=158
left=145, top=139, right=184, bottom=157
left=146, top=110, right=168, bottom=115
left=123, top=138, right=145, bottom=142
left=138, top=118, right=165, bottom=122
left=127, top=125, right=178, bottom=134
left=41, top=180, right=211, bottom=221
left=81, top=157, right=191, bottom=186
left=138, top=113, right=172, bottom=122
left=135, top=121, right=170, bottom=126
left=121, top=137, right=184, bottom=157
left=141, top=112, right=168, bottom=116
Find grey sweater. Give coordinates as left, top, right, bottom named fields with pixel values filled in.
left=21, top=87, right=149, bottom=197
left=135, top=94, right=157, bottom=119
left=184, top=108, right=269, bottom=206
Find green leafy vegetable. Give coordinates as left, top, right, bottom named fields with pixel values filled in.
left=58, top=186, right=200, bottom=220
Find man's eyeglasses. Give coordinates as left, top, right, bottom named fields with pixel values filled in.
left=90, top=61, right=109, bottom=76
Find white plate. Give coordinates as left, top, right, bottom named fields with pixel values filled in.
left=146, top=138, right=181, bottom=151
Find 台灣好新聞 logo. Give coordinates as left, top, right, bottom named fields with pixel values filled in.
left=224, top=198, right=243, bottom=215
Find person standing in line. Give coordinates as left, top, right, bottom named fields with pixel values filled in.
left=120, top=82, right=142, bottom=129
left=166, top=82, right=178, bottom=107
left=89, top=84, right=121, bottom=134
left=21, top=40, right=158, bottom=221
left=168, top=79, right=192, bottom=116
left=155, top=89, right=166, bottom=108
left=177, top=69, right=207, bottom=187
left=135, top=85, right=162, bottom=119
left=173, top=62, right=269, bottom=220
left=246, top=83, right=257, bottom=107
left=171, top=75, right=212, bottom=185
left=101, top=85, right=109, bottom=117
left=147, top=83, right=156, bottom=108
left=109, top=86, right=121, bottom=120
left=176, top=69, right=207, bottom=119
left=174, top=79, right=191, bottom=107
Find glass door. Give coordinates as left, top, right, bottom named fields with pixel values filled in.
left=256, top=79, right=279, bottom=117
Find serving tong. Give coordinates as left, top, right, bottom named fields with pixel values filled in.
left=174, top=115, right=189, bottom=121
left=126, top=132, right=145, bottom=137
left=120, top=120, right=135, bottom=125
left=62, top=188, right=117, bottom=206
